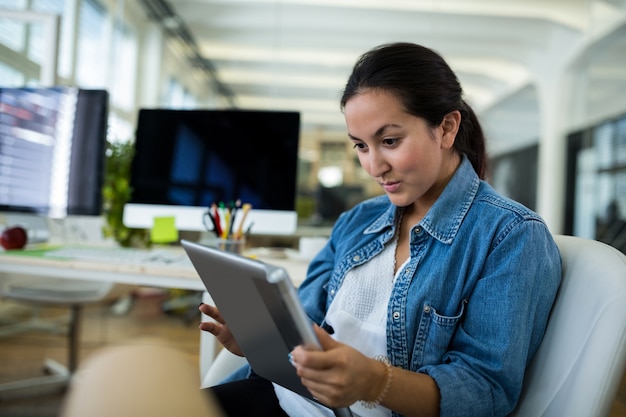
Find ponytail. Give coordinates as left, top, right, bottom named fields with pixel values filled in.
left=456, top=100, right=487, bottom=179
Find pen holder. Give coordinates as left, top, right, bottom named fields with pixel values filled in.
left=216, top=238, right=246, bottom=255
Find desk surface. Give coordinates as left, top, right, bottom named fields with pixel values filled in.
left=0, top=245, right=310, bottom=291
left=0, top=244, right=312, bottom=381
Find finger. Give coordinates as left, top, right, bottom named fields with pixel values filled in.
left=300, top=377, right=332, bottom=404
left=292, top=345, right=333, bottom=370
left=298, top=370, right=351, bottom=408
left=198, top=321, right=220, bottom=335
left=199, top=303, right=226, bottom=324
left=313, top=324, right=338, bottom=351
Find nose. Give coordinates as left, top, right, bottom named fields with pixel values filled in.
left=365, top=148, right=390, bottom=179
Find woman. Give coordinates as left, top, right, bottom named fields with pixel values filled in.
left=200, top=42, right=561, bottom=417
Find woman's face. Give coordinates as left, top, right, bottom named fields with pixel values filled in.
left=344, top=89, right=460, bottom=211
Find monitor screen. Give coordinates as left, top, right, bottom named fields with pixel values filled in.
left=0, top=87, right=109, bottom=218
left=124, top=109, right=300, bottom=235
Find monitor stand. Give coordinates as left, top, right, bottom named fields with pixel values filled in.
left=123, top=203, right=298, bottom=236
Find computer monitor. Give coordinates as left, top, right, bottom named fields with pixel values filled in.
left=316, top=185, right=365, bottom=225
left=0, top=87, right=109, bottom=218
left=123, top=109, right=300, bottom=235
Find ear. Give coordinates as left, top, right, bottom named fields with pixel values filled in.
left=439, top=110, right=461, bottom=149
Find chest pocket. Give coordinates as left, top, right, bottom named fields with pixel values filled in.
left=413, top=300, right=467, bottom=367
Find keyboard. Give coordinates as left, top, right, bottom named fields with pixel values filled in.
left=43, top=246, right=192, bottom=268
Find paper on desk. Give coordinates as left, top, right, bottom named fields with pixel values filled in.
left=151, top=216, right=179, bottom=244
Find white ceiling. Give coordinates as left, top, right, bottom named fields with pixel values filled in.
left=162, top=0, right=626, bottom=155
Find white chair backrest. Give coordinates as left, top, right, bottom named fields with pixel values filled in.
left=202, top=348, right=248, bottom=388
left=511, top=235, right=626, bottom=417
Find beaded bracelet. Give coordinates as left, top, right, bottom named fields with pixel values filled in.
left=360, top=355, right=393, bottom=409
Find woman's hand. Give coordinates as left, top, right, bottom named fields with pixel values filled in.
left=198, top=303, right=244, bottom=357
left=290, top=325, right=388, bottom=408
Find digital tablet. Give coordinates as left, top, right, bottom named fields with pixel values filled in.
left=181, top=240, right=322, bottom=397
left=182, top=240, right=353, bottom=417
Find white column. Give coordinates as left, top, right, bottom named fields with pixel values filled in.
left=135, top=23, right=163, bottom=108
left=532, top=26, right=584, bottom=235
left=535, top=73, right=568, bottom=234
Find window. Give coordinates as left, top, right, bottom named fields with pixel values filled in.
left=0, top=61, right=24, bottom=86
left=75, top=0, right=107, bottom=88
left=0, top=0, right=27, bottom=53
left=29, top=1, right=64, bottom=63
left=110, top=20, right=136, bottom=111
left=162, top=77, right=197, bottom=108
left=0, top=0, right=60, bottom=83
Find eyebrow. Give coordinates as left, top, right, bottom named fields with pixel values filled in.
left=348, top=123, right=403, bottom=141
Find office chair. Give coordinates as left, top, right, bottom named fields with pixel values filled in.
left=510, top=234, right=626, bottom=417
left=0, top=273, right=131, bottom=400
left=201, top=347, right=248, bottom=388
left=202, top=235, right=626, bottom=417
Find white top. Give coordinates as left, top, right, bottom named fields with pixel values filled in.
left=275, top=238, right=407, bottom=417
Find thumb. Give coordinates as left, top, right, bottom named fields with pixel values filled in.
left=313, top=323, right=338, bottom=351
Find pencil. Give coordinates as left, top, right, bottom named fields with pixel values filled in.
left=204, top=208, right=220, bottom=236
left=211, top=203, right=223, bottom=237
left=228, top=199, right=242, bottom=238
left=234, top=203, right=252, bottom=240
left=222, top=207, right=231, bottom=239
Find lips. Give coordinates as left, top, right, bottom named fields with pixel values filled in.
left=381, top=181, right=401, bottom=193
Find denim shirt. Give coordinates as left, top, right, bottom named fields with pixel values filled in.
left=297, top=156, right=561, bottom=417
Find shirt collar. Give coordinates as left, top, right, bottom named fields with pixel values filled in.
left=421, top=155, right=479, bottom=244
left=364, top=155, right=480, bottom=244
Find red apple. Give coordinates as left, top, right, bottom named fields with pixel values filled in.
left=1, top=226, right=28, bottom=250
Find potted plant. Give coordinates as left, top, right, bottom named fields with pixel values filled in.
left=101, top=140, right=150, bottom=248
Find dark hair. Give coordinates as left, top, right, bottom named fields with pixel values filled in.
left=340, top=42, right=487, bottom=179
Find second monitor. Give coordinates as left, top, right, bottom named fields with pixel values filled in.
left=123, top=109, right=301, bottom=235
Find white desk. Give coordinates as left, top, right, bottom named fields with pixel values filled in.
left=0, top=246, right=309, bottom=289
left=0, top=250, right=203, bottom=290
left=0, top=245, right=310, bottom=381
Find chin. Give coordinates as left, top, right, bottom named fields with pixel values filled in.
left=387, top=196, right=414, bottom=208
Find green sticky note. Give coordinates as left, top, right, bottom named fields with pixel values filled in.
left=151, top=216, right=179, bottom=243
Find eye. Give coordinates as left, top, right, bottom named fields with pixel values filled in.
left=352, top=142, right=368, bottom=152
left=382, top=137, right=399, bottom=147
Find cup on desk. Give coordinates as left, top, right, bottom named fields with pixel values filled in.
left=298, top=236, right=328, bottom=261
left=216, top=238, right=246, bottom=255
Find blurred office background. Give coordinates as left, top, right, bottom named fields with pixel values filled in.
left=1, top=0, right=626, bottom=248
left=1, top=2, right=626, bottom=416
